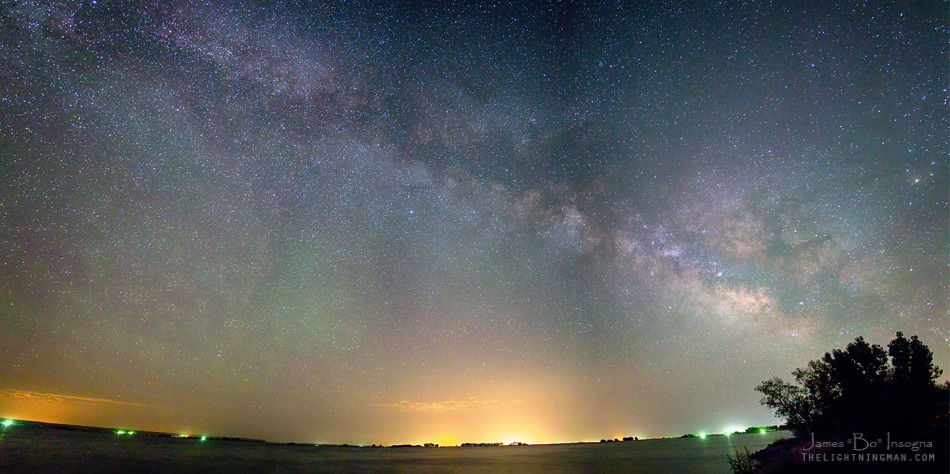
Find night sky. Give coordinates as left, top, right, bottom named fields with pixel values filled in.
left=1, top=1, right=947, bottom=445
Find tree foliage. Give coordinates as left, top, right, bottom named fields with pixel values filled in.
left=756, top=332, right=945, bottom=436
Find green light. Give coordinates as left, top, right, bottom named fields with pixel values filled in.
left=724, top=432, right=730, bottom=437
left=699, top=433, right=706, bottom=439
left=117, top=430, right=126, bottom=435
left=760, top=429, right=767, bottom=434
left=128, top=431, right=135, bottom=436
left=200, top=436, right=207, bottom=441
left=2, top=420, right=13, bottom=427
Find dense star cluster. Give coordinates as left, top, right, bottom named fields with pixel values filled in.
left=0, top=1, right=946, bottom=444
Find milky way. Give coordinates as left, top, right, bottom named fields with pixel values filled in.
left=0, top=1, right=946, bottom=444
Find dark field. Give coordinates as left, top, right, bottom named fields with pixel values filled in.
left=0, top=426, right=789, bottom=473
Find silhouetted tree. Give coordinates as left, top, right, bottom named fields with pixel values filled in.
left=755, top=377, right=812, bottom=431
left=756, top=332, right=944, bottom=437
left=889, top=332, right=912, bottom=384
left=908, top=334, right=943, bottom=386
left=888, top=332, right=945, bottom=434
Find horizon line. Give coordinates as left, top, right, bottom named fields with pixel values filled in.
left=0, top=416, right=787, bottom=447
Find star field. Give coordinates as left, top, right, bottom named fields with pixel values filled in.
left=0, top=1, right=946, bottom=444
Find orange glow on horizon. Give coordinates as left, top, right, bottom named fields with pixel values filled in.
left=2, top=380, right=666, bottom=445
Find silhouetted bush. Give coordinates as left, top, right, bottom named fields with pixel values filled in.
left=727, top=447, right=753, bottom=473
